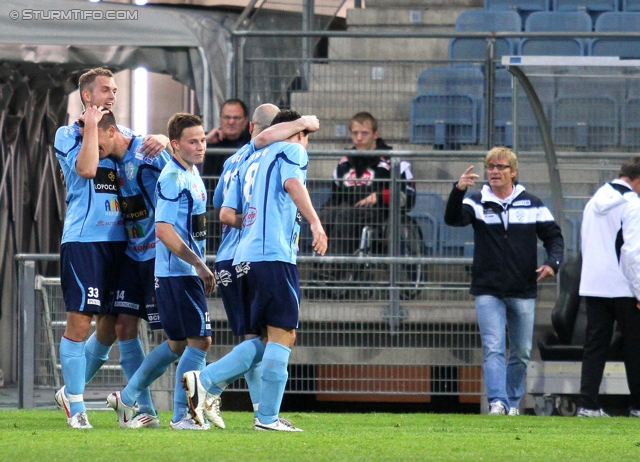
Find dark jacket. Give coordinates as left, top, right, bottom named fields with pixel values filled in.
left=444, top=183, right=564, bottom=299
left=330, top=138, right=416, bottom=209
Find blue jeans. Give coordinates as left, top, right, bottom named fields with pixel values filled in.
left=475, top=295, right=535, bottom=410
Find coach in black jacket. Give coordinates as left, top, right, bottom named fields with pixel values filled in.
left=445, top=147, right=564, bottom=416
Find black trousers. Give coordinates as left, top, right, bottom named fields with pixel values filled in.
left=579, top=296, right=640, bottom=410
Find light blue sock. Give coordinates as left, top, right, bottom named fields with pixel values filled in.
left=118, top=337, right=155, bottom=416
left=200, top=337, right=265, bottom=396
left=257, top=342, right=291, bottom=425
left=84, top=333, right=112, bottom=383
left=172, top=346, right=207, bottom=423
left=245, top=361, right=263, bottom=417
left=122, top=341, right=179, bottom=409
left=60, top=337, right=87, bottom=416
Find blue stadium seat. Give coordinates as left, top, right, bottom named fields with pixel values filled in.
left=515, top=75, right=556, bottom=149
left=553, top=0, right=617, bottom=12
left=589, top=13, right=640, bottom=58
left=552, top=76, right=625, bottom=148
left=623, top=0, right=640, bottom=11
left=485, top=0, right=549, bottom=12
left=520, top=11, right=592, bottom=56
left=622, top=82, right=640, bottom=147
left=449, top=10, right=522, bottom=62
left=406, top=191, right=445, bottom=256
left=411, top=65, right=485, bottom=148
left=494, top=68, right=515, bottom=147
left=442, top=224, right=475, bottom=257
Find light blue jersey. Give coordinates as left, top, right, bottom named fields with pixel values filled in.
left=155, top=157, right=208, bottom=277
left=116, top=136, right=171, bottom=261
left=55, top=122, right=126, bottom=243
left=213, top=143, right=250, bottom=262
left=224, top=140, right=307, bottom=265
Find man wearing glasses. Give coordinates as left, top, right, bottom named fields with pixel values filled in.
left=445, top=147, right=564, bottom=416
left=202, top=98, right=251, bottom=176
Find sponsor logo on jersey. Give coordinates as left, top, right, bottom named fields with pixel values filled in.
left=94, top=167, right=119, bottom=194
left=132, top=242, right=156, bottom=252
left=104, top=198, right=120, bottom=215
left=243, top=206, right=257, bottom=226
left=126, top=223, right=146, bottom=239
left=87, top=299, right=101, bottom=306
left=191, top=213, right=207, bottom=241
left=120, top=194, right=149, bottom=222
left=512, top=200, right=531, bottom=207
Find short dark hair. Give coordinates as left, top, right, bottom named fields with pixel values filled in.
left=270, top=109, right=309, bottom=136
left=350, top=111, right=378, bottom=133
left=97, top=110, right=119, bottom=133
left=221, top=99, right=248, bottom=118
left=167, top=113, right=203, bottom=142
left=78, top=68, right=114, bottom=104
left=620, top=157, right=640, bottom=180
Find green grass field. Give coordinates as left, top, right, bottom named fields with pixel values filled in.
left=1, top=410, right=639, bottom=461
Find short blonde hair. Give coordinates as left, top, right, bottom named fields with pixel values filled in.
left=485, top=147, right=518, bottom=183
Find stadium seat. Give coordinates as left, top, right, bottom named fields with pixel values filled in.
left=442, top=223, right=474, bottom=257
left=553, top=0, right=618, bottom=13
left=519, top=11, right=592, bottom=56
left=622, top=81, right=640, bottom=147
left=484, top=0, right=549, bottom=12
left=406, top=191, right=445, bottom=256
left=411, top=65, right=485, bottom=148
left=589, top=13, right=640, bottom=58
left=449, top=10, right=522, bottom=62
left=552, top=75, right=625, bottom=148
left=623, top=0, right=640, bottom=11
left=494, top=68, right=514, bottom=147
left=514, top=75, right=556, bottom=149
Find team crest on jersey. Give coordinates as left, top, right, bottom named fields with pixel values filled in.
left=125, top=162, right=136, bottom=180
left=176, top=172, right=187, bottom=189
left=515, top=210, right=526, bottom=222
left=63, top=126, right=76, bottom=137
left=243, top=207, right=257, bottom=226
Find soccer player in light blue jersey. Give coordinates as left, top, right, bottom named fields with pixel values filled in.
left=75, top=110, right=171, bottom=429
left=183, top=109, right=327, bottom=432
left=153, top=113, right=216, bottom=430
left=188, top=105, right=320, bottom=426
left=54, top=68, right=168, bottom=429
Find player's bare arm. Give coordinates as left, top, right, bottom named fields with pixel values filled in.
left=76, top=105, right=109, bottom=178
left=220, top=206, right=242, bottom=229
left=284, top=177, right=328, bottom=255
left=253, top=115, right=320, bottom=149
left=156, top=222, right=216, bottom=293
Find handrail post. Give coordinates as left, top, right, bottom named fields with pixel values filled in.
left=18, top=260, right=36, bottom=409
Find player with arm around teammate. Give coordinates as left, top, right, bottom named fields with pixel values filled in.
left=53, top=68, right=169, bottom=429
left=184, top=105, right=320, bottom=428
left=183, top=109, right=327, bottom=432
left=80, top=109, right=171, bottom=428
